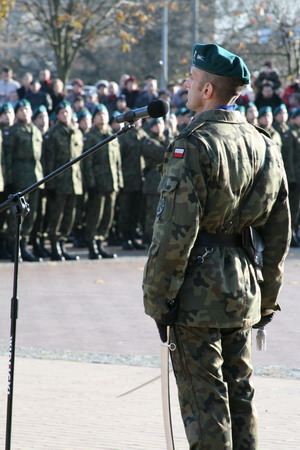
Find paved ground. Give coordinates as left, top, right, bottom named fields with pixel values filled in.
left=0, top=244, right=299, bottom=449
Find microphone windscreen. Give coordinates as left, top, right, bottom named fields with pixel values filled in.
left=147, top=100, right=169, bottom=118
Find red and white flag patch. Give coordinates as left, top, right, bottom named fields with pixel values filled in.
left=173, top=147, right=185, bottom=158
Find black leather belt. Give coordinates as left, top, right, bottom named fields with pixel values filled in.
left=195, top=231, right=243, bottom=247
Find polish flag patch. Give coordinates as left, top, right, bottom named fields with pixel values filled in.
left=173, top=147, right=185, bottom=158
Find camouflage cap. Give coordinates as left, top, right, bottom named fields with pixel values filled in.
left=273, top=103, right=287, bottom=116
left=192, top=43, right=250, bottom=84
left=258, top=106, right=272, bottom=118
left=0, top=102, right=14, bottom=114
left=14, top=98, right=31, bottom=113
left=32, top=104, right=47, bottom=120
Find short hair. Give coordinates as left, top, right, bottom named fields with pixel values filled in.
left=200, top=71, right=245, bottom=103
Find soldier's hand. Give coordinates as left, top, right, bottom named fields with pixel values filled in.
left=253, top=313, right=274, bottom=329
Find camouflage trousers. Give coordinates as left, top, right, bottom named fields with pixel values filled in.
left=170, top=325, right=258, bottom=450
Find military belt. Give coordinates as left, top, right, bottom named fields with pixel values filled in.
left=195, top=232, right=243, bottom=247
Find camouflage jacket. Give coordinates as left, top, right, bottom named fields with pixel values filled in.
left=0, top=130, right=4, bottom=191
left=43, top=121, right=83, bottom=195
left=81, top=125, right=123, bottom=193
left=273, top=121, right=298, bottom=183
left=143, top=109, right=291, bottom=328
left=119, top=127, right=147, bottom=192
left=142, top=131, right=169, bottom=195
left=289, top=123, right=300, bottom=181
left=4, top=121, right=44, bottom=190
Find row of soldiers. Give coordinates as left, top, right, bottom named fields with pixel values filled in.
left=0, top=99, right=190, bottom=262
left=241, top=102, right=300, bottom=247
left=0, top=98, right=299, bottom=262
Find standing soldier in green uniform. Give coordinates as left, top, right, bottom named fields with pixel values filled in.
left=143, top=44, right=291, bottom=449
left=288, top=108, right=300, bottom=244
left=257, top=106, right=282, bottom=150
left=0, top=102, right=15, bottom=259
left=118, top=118, right=147, bottom=250
left=273, top=103, right=300, bottom=246
left=4, top=99, right=44, bottom=262
left=142, top=117, right=169, bottom=244
left=81, top=104, right=123, bottom=259
left=43, top=100, right=83, bottom=261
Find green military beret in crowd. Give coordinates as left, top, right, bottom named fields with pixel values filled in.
left=92, top=103, right=108, bottom=119
left=273, top=103, right=287, bottom=116
left=148, top=117, right=164, bottom=128
left=55, top=100, right=71, bottom=113
left=109, top=110, right=121, bottom=124
left=290, top=107, right=300, bottom=119
left=192, top=43, right=251, bottom=84
left=175, top=107, right=191, bottom=116
left=32, top=104, right=47, bottom=120
left=245, top=102, right=257, bottom=112
left=77, top=108, right=92, bottom=122
left=258, top=106, right=272, bottom=118
left=236, top=105, right=245, bottom=114
left=0, top=102, right=14, bottom=114
left=14, top=98, right=31, bottom=113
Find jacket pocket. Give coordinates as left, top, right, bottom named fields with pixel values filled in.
left=156, top=176, right=180, bottom=224
left=143, top=242, right=160, bottom=284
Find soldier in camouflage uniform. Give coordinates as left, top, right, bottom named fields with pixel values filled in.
left=4, top=99, right=44, bottom=262
left=81, top=104, right=123, bottom=259
left=143, top=44, right=291, bottom=449
left=273, top=104, right=300, bottom=247
left=43, top=100, right=83, bottom=261
left=257, top=106, right=282, bottom=151
left=142, top=117, right=169, bottom=244
left=118, top=118, right=147, bottom=250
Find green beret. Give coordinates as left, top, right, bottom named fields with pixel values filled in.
left=273, top=103, right=287, bottom=116
left=55, top=100, right=71, bottom=113
left=77, top=108, right=92, bottom=122
left=245, top=102, right=257, bottom=112
left=174, top=107, right=192, bottom=116
left=92, top=103, right=108, bottom=119
left=236, top=105, right=245, bottom=114
left=192, top=43, right=250, bottom=84
left=290, top=107, right=300, bottom=119
left=0, top=102, right=14, bottom=114
left=32, top=104, right=47, bottom=120
left=109, top=110, right=121, bottom=124
left=148, top=117, right=164, bottom=128
left=258, top=106, right=272, bottom=118
left=14, top=99, right=31, bottom=113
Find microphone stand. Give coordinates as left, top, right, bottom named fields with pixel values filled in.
left=0, top=121, right=135, bottom=450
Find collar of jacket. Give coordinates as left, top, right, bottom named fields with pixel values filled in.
left=179, top=109, right=248, bottom=137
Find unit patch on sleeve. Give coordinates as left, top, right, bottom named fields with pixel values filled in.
left=173, top=147, right=185, bottom=158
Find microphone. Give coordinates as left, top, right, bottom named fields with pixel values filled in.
left=116, top=100, right=169, bottom=123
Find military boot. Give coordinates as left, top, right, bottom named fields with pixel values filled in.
left=50, top=240, right=65, bottom=261
left=59, top=240, right=80, bottom=261
left=20, top=239, right=42, bottom=262
left=32, top=237, right=50, bottom=258
left=96, top=240, right=117, bottom=259
left=87, top=240, right=102, bottom=260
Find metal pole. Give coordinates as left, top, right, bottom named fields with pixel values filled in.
left=161, top=5, right=169, bottom=89
left=192, top=0, right=199, bottom=44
